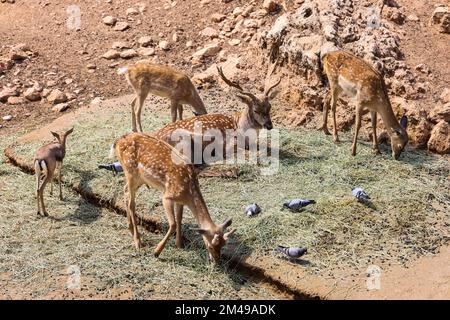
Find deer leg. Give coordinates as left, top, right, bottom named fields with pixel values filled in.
left=331, top=88, right=340, bottom=143
left=135, top=91, right=149, bottom=133
left=170, top=100, right=179, bottom=123
left=58, top=161, right=63, bottom=200
left=35, top=172, right=41, bottom=215
left=126, top=183, right=142, bottom=249
left=131, top=96, right=137, bottom=132
left=175, top=203, right=184, bottom=248
left=352, top=105, right=363, bottom=156
left=177, top=104, right=183, bottom=121
left=371, top=111, right=381, bottom=154
left=123, top=184, right=133, bottom=235
left=154, top=196, right=176, bottom=257
left=322, top=92, right=331, bottom=135
left=39, top=178, right=49, bottom=216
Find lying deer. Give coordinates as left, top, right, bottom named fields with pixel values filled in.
left=321, top=50, right=408, bottom=159
left=111, top=132, right=235, bottom=262
left=118, top=61, right=208, bottom=132
left=151, top=65, right=281, bottom=161
left=34, top=128, right=74, bottom=216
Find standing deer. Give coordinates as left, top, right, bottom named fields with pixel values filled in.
left=34, top=128, right=74, bottom=216
left=321, top=50, right=408, bottom=159
left=112, top=132, right=235, bottom=262
left=151, top=65, right=281, bottom=160
left=118, top=61, right=208, bottom=132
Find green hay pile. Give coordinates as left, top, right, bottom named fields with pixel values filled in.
left=5, top=106, right=450, bottom=278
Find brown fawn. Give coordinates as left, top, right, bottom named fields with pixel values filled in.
left=321, top=50, right=408, bottom=159
left=118, top=61, right=208, bottom=132
left=111, top=132, right=235, bottom=262
left=151, top=65, right=281, bottom=159
left=34, top=128, right=73, bottom=216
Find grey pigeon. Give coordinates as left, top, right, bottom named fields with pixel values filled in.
left=276, top=246, right=307, bottom=259
left=98, top=161, right=123, bottom=175
left=245, top=203, right=261, bottom=217
left=282, top=199, right=316, bottom=212
left=352, top=187, right=370, bottom=203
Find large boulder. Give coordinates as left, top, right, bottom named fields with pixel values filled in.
left=427, top=121, right=450, bottom=154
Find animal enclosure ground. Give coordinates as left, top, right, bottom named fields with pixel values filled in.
left=2, top=94, right=449, bottom=298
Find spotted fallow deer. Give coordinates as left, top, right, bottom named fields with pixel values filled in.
left=118, top=61, right=208, bottom=132
left=34, top=128, right=74, bottom=216
left=151, top=65, right=281, bottom=157
left=111, top=132, right=235, bottom=262
left=321, top=50, right=408, bottom=159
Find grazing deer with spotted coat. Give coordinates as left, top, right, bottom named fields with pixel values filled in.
left=118, top=61, right=208, bottom=132
left=111, top=132, right=235, bottom=262
left=34, top=128, right=73, bottom=216
left=321, top=50, right=408, bottom=159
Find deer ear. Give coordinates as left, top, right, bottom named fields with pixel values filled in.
left=236, top=94, right=253, bottom=107
left=51, top=131, right=60, bottom=140
left=190, top=228, right=208, bottom=236
left=66, top=127, right=74, bottom=135
left=221, top=218, right=232, bottom=230
left=223, top=229, right=236, bottom=241
left=400, top=115, right=408, bottom=129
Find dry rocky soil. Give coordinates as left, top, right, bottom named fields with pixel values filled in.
left=1, top=0, right=449, bottom=299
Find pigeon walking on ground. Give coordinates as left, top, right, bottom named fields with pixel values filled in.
left=276, top=246, right=308, bottom=259
left=352, top=187, right=370, bottom=203
left=98, top=161, right=123, bottom=175
left=245, top=203, right=261, bottom=217
left=282, top=199, right=316, bottom=212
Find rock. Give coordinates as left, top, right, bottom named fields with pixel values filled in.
left=0, top=87, right=19, bottom=102
left=120, top=49, right=138, bottom=59
left=407, top=119, right=432, bottom=148
left=172, top=33, right=179, bottom=42
left=126, top=7, right=139, bottom=16
left=233, top=7, right=244, bottom=17
left=52, top=103, right=69, bottom=112
left=385, top=7, right=406, bottom=24
left=229, top=39, right=241, bottom=46
left=192, top=43, right=221, bottom=61
left=201, top=27, right=219, bottom=38
left=0, top=58, right=14, bottom=73
left=429, top=103, right=450, bottom=123
left=24, top=87, right=41, bottom=101
left=86, top=63, right=97, bottom=69
left=102, top=49, right=121, bottom=59
left=431, top=6, right=448, bottom=24
left=90, top=97, right=102, bottom=106
left=428, top=120, right=450, bottom=154
left=415, top=63, right=430, bottom=74
left=159, top=40, right=170, bottom=51
left=186, top=41, right=194, bottom=48
left=46, top=80, right=58, bottom=87
left=112, top=41, right=131, bottom=49
left=7, top=96, right=26, bottom=105
left=440, top=88, right=450, bottom=103
left=9, top=49, right=28, bottom=61
left=138, top=47, right=155, bottom=57
left=440, top=13, right=450, bottom=33
left=138, top=36, right=153, bottom=47
left=46, top=89, right=67, bottom=104
left=211, top=13, right=226, bottom=23
left=113, top=22, right=129, bottom=31
left=263, top=0, right=278, bottom=13
left=243, top=19, right=259, bottom=29
left=102, top=16, right=117, bottom=26
left=2, top=115, right=13, bottom=121
left=406, top=14, right=419, bottom=22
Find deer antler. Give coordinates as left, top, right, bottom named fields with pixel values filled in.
left=264, top=57, right=281, bottom=97
left=216, top=66, right=258, bottom=101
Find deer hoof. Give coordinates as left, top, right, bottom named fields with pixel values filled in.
left=154, top=250, right=161, bottom=258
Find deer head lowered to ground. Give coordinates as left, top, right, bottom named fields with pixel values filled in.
left=321, top=50, right=408, bottom=159
left=118, top=61, right=208, bottom=132
left=111, top=132, right=235, bottom=262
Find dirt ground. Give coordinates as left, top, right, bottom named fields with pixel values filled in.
left=1, top=0, right=450, bottom=300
